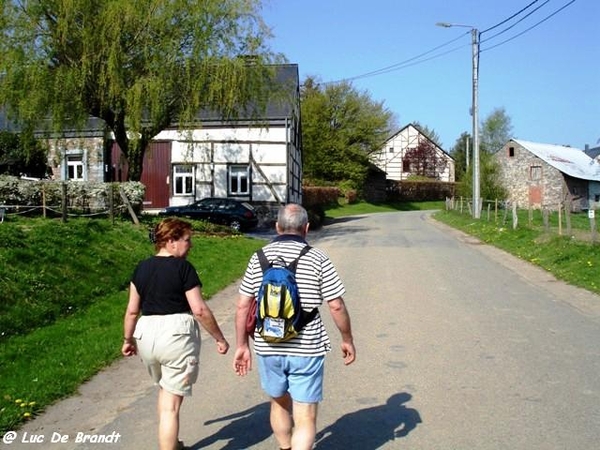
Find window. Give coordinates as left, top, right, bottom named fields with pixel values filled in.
left=530, top=165, right=542, bottom=181
left=67, top=155, right=85, bottom=180
left=173, top=165, right=194, bottom=195
left=509, top=146, right=515, bottom=157
left=228, top=165, right=250, bottom=195
left=402, top=159, right=411, bottom=172
left=389, top=147, right=394, bottom=153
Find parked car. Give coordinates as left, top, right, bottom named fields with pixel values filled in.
left=158, top=198, right=259, bottom=231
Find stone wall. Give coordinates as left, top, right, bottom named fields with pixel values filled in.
left=495, top=141, right=565, bottom=210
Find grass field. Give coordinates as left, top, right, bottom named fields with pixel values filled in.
left=0, top=216, right=264, bottom=434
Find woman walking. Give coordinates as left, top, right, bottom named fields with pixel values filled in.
left=122, top=218, right=229, bottom=450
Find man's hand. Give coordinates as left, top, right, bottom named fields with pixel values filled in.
left=233, top=346, right=252, bottom=376
left=341, top=341, right=356, bottom=365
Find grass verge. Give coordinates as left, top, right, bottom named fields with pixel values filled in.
left=432, top=209, right=600, bottom=295
left=0, top=217, right=265, bottom=434
left=324, top=200, right=445, bottom=219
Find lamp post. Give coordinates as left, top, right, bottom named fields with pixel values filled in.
left=436, top=22, right=481, bottom=218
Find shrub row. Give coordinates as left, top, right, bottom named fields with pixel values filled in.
left=0, top=175, right=145, bottom=216
left=387, top=180, right=457, bottom=202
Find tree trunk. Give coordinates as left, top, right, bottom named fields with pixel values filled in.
left=127, top=139, right=146, bottom=182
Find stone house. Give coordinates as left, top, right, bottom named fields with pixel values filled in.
left=494, top=139, right=600, bottom=211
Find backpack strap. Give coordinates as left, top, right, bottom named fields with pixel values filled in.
left=292, top=245, right=318, bottom=328
left=256, top=248, right=270, bottom=273
left=256, top=245, right=312, bottom=273
left=287, top=245, right=311, bottom=273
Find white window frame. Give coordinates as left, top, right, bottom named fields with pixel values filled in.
left=173, top=164, right=195, bottom=196
left=67, top=154, right=85, bottom=180
left=228, top=165, right=250, bottom=196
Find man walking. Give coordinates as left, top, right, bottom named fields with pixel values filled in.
left=233, top=203, right=356, bottom=450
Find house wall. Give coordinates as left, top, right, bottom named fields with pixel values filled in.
left=495, top=141, right=566, bottom=209
left=371, top=125, right=454, bottom=182
left=45, top=136, right=105, bottom=182
left=589, top=181, right=600, bottom=210
left=159, top=125, right=295, bottom=207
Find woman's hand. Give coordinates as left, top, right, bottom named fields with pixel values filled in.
left=216, top=339, right=230, bottom=355
left=122, top=339, right=137, bottom=357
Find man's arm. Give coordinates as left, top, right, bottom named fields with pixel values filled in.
left=233, top=293, right=254, bottom=376
left=328, top=297, right=356, bottom=365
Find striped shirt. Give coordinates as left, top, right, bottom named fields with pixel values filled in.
left=239, top=234, right=345, bottom=356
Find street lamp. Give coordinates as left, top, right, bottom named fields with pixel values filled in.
left=436, top=22, right=481, bottom=218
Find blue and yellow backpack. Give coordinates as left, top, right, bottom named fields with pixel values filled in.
left=255, top=246, right=318, bottom=342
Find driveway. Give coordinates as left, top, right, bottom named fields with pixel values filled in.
left=11, top=210, right=600, bottom=449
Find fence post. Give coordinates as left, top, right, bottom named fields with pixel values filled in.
left=494, top=199, right=498, bottom=222
left=557, top=202, right=562, bottom=236
left=42, top=184, right=47, bottom=218
left=119, top=186, right=140, bottom=225
left=61, top=182, right=68, bottom=223
left=512, top=202, right=518, bottom=229
left=565, top=201, right=572, bottom=236
left=589, top=209, right=597, bottom=244
left=108, top=184, right=114, bottom=224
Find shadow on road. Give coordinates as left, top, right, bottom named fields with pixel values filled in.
left=314, top=392, right=422, bottom=449
left=189, top=393, right=420, bottom=449
left=189, top=402, right=271, bottom=449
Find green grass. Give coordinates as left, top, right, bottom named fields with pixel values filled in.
left=0, top=217, right=264, bottom=434
left=432, top=209, right=600, bottom=295
left=324, top=200, right=445, bottom=219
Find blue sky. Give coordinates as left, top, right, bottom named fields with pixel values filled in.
left=261, top=0, right=599, bottom=151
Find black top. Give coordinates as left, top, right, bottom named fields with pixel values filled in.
left=131, top=256, right=202, bottom=315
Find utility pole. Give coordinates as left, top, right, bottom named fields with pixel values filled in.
left=437, top=22, right=481, bottom=218
left=471, top=28, right=481, bottom=218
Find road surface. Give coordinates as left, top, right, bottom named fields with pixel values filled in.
left=9, top=210, right=600, bottom=449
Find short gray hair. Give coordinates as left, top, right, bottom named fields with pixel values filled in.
left=277, top=203, right=308, bottom=233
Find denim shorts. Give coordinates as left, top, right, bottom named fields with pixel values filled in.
left=257, top=355, right=325, bottom=403
left=134, top=313, right=200, bottom=397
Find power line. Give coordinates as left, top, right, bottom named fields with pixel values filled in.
left=482, top=0, right=577, bottom=53
left=480, top=0, right=551, bottom=45
left=480, top=0, right=542, bottom=34
left=319, top=0, right=577, bottom=85
left=322, top=32, right=470, bottom=85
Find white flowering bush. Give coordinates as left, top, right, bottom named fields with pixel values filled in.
left=0, top=175, right=145, bottom=216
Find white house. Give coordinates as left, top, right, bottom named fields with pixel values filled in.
left=35, top=64, right=302, bottom=213
left=371, top=123, right=455, bottom=182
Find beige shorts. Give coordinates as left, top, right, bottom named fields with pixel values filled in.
left=133, top=313, right=201, bottom=397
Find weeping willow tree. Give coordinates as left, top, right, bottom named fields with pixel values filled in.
left=0, top=0, right=277, bottom=180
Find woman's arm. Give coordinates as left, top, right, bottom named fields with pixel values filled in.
left=187, top=286, right=229, bottom=354
left=122, top=282, right=141, bottom=356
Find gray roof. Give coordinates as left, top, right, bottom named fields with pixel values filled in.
left=0, top=64, right=299, bottom=133
left=513, top=139, right=600, bottom=181
left=584, top=145, right=600, bottom=160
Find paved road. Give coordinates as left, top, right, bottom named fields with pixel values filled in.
left=10, top=211, right=600, bottom=449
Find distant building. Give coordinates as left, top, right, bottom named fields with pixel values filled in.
left=370, top=123, right=455, bottom=182
left=494, top=139, right=600, bottom=211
